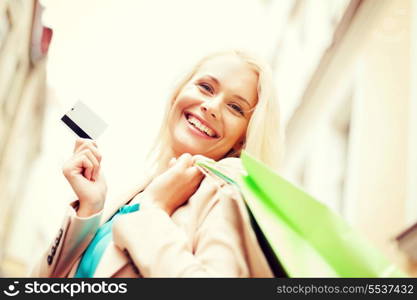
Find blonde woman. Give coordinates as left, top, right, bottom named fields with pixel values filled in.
left=31, top=50, right=282, bottom=278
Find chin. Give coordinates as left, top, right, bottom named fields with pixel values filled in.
left=171, top=139, right=203, bottom=156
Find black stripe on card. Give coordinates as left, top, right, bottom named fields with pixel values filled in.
left=61, top=114, right=92, bottom=139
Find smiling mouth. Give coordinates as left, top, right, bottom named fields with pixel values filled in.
left=185, top=112, right=219, bottom=138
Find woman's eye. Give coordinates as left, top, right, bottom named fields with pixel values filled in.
left=198, top=83, right=214, bottom=94
left=229, top=103, right=244, bottom=116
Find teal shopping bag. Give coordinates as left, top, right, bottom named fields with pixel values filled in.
left=197, top=151, right=406, bottom=277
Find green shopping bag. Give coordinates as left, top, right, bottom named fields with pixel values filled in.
left=197, top=151, right=407, bottom=277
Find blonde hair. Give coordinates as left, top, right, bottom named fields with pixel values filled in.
left=145, top=50, right=283, bottom=178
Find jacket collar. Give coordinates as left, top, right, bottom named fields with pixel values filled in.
left=100, top=176, right=151, bottom=226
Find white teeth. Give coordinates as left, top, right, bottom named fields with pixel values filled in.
left=187, top=115, right=216, bottom=137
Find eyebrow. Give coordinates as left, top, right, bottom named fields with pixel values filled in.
left=204, top=75, right=252, bottom=108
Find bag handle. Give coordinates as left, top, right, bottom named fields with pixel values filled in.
left=195, top=159, right=288, bottom=277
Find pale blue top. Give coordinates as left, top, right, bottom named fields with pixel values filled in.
left=74, top=203, right=140, bottom=278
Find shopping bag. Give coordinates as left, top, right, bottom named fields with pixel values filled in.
left=196, top=151, right=407, bottom=277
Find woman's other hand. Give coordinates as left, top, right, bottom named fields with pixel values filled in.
left=143, top=153, right=205, bottom=215
left=62, top=138, right=107, bottom=217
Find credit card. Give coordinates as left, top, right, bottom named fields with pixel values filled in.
left=61, top=101, right=108, bottom=139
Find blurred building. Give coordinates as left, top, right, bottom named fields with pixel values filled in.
left=0, top=0, right=51, bottom=276
left=271, top=0, right=417, bottom=275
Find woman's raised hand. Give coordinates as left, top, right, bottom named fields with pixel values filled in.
left=62, top=138, right=107, bottom=217
left=142, top=153, right=206, bottom=216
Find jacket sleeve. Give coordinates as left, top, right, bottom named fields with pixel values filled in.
left=29, top=200, right=102, bottom=277
left=112, top=187, right=249, bottom=277
left=112, top=158, right=253, bottom=277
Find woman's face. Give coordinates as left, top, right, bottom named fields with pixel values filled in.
left=168, top=55, right=258, bottom=160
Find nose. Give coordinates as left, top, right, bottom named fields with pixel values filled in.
left=200, top=97, right=221, bottom=119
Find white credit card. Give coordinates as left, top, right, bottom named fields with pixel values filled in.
left=61, top=101, right=108, bottom=140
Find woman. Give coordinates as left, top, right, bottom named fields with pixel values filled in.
left=31, top=50, right=282, bottom=277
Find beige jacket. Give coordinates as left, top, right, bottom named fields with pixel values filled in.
left=30, top=157, right=273, bottom=277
